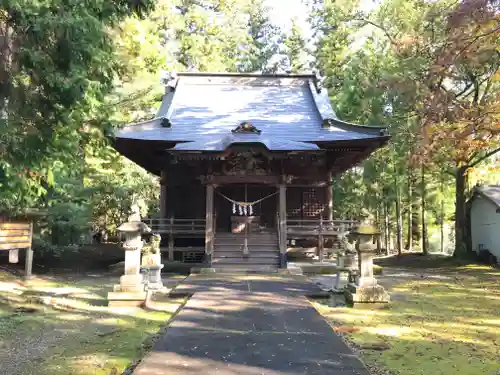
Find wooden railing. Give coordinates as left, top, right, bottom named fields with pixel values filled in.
left=142, top=218, right=206, bottom=235
left=141, top=217, right=357, bottom=264
left=286, top=219, right=357, bottom=236
left=285, top=218, right=358, bottom=262
left=141, top=218, right=207, bottom=263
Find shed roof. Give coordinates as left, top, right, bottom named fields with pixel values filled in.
left=473, top=185, right=500, bottom=209
left=116, top=72, right=389, bottom=152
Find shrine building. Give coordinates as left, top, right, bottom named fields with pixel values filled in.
left=113, top=72, right=389, bottom=271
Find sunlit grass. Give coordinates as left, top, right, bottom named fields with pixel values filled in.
left=312, top=265, right=500, bottom=375
left=0, top=272, right=186, bottom=375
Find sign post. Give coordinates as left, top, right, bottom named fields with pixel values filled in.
left=0, top=220, right=34, bottom=279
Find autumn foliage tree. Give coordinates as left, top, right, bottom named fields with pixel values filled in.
left=414, top=0, right=500, bottom=255
left=314, top=0, right=499, bottom=256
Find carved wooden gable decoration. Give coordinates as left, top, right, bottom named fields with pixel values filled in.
left=221, top=151, right=269, bottom=175
left=231, top=122, right=261, bottom=135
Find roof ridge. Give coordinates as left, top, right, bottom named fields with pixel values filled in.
left=175, top=72, right=316, bottom=79
left=473, top=185, right=500, bottom=209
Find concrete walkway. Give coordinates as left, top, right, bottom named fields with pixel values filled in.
left=134, top=275, right=369, bottom=375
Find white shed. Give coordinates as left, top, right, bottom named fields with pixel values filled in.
left=469, top=185, right=500, bottom=263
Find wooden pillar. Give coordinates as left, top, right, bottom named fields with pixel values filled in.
left=168, top=217, right=174, bottom=261
left=279, top=183, right=287, bottom=268
left=25, top=248, right=33, bottom=279
left=318, top=217, right=324, bottom=262
left=205, top=184, right=214, bottom=266
left=326, top=170, right=334, bottom=221
left=318, top=235, right=324, bottom=262
left=24, top=222, right=33, bottom=280
left=160, top=170, right=167, bottom=218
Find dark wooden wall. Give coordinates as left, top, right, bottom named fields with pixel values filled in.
left=167, top=182, right=205, bottom=219
left=164, top=182, right=328, bottom=222
left=162, top=153, right=330, bottom=221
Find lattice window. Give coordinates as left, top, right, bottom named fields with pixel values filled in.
left=302, top=188, right=324, bottom=218
left=286, top=188, right=302, bottom=218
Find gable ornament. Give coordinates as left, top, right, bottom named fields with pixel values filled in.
left=232, top=121, right=261, bottom=135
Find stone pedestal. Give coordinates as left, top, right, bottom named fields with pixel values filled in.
left=345, top=283, right=390, bottom=306
left=118, top=274, right=144, bottom=292
left=344, top=222, right=390, bottom=307
left=108, top=221, right=150, bottom=307
left=333, top=253, right=356, bottom=293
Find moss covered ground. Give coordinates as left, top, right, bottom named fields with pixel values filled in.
left=312, top=261, right=500, bottom=375
left=0, top=272, right=186, bottom=375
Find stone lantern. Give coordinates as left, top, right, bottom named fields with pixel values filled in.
left=344, top=221, right=390, bottom=307
left=108, top=220, right=151, bottom=307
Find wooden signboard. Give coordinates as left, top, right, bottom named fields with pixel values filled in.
left=0, top=221, right=34, bottom=279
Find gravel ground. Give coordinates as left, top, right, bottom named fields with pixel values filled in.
left=0, top=321, right=64, bottom=375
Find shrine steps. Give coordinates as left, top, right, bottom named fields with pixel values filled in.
left=213, top=232, right=280, bottom=270
left=215, top=232, right=278, bottom=240
left=209, top=266, right=280, bottom=273
left=214, top=251, right=279, bottom=258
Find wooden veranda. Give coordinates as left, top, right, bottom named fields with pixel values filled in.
left=142, top=216, right=358, bottom=266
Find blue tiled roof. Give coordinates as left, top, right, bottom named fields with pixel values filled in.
left=172, top=135, right=320, bottom=151
left=116, top=73, right=388, bottom=152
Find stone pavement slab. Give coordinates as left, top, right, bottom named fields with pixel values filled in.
left=133, top=275, right=370, bottom=375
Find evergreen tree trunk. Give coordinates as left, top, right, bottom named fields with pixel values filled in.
left=396, top=196, right=403, bottom=256
left=0, top=22, right=13, bottom=123
left=384, top=201, right=390, bottom=254
left=411, top=169, right=420, bottom=247
left=394, top=175, right=403, bottom=256
left=376, top=202, right=382, bottom=253
left=405, top=169, right=412, bottom=250
left=421, top=164, right=428, bottom=255
left=440, top=175, right=445, bottom=253
left=454, top=165, right=469, bottom=257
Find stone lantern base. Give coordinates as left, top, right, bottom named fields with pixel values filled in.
left=108, top=274, right=147, bottom=307
left=108, top=291, right=147, bottom=307
left=344, top=283, right=390, bottom=308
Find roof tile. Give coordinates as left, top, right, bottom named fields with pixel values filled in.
left=116, top=73, right=388, bottom=151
